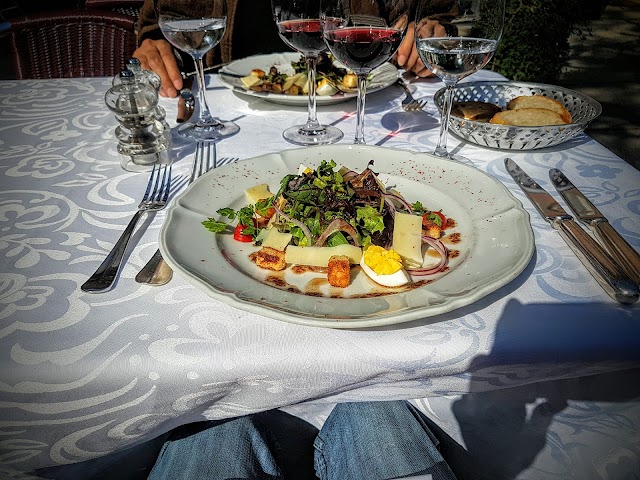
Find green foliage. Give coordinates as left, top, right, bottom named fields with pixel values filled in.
left=481, top=0, right=600, bottom=83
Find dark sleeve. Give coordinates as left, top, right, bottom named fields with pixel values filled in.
left=137, top=0, right=164, bottom=45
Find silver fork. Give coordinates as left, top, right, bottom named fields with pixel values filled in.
left=82, top=164, right=173, bottom=293
left=135, top=142, right=216, bottom=285
left=396, top=78, right=426, bottom=112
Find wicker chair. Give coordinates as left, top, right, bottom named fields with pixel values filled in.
left=8, top=9, right=138, bottom=79
left=83, top=0, right=144, bottom=20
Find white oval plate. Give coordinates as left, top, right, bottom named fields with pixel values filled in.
left=160, top=145, right=534, bottom=328
left=218, top=52, right=399, bottom=106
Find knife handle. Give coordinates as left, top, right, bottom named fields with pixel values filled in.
left=554, top=218, right=639, bottom=304
left=590, top=221, right=640, bottom=285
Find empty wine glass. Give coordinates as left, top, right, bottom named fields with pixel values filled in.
left=272, top=0, right=344, bottom=145
left=415, top=0, right=505, bottom=157
left=321, top=0, right=411, bottom=144
left=156, top=0, right=239, bottom=141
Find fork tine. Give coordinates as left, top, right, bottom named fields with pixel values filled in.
left=205, top=142, right=215, bottom=171
left=142, top=165, right=160, bottom=202
left=160, top=164, right=172, bottom=202
left=190, top=143, right=203, bottom=183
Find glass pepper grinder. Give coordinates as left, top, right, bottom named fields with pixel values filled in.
left=105, top=70, right=170, bottom=172
left=115, top=58, right=171, bottom=143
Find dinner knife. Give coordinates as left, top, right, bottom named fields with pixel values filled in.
left=550, top=168, right=640, bottom=285
left=176, top=76, right=195, bottom=123
left=504, top=158, right=638, bottom=304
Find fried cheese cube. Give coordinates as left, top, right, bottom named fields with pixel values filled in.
left=255, top=247, right=286, bottom=271
left=327, top=255, right=351, bottom=288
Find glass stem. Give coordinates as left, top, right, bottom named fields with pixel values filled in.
left=434, top=82, right=456, bottom=157
left=354, top=73, right=368, bottom=144
left=193, top=55, right=215, bottom=124
left=305, top=55, right=321, bottom=129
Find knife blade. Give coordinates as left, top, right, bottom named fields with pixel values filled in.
left=176, top=76, right=195, bottom=123
left=504, top=158, right=638, bottom=304
left=549, top=168, right=640, bottom=285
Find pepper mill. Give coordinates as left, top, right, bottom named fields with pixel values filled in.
left=105, top=70, right=170, bottom=172
left=115, top=58, right=171, bottom=143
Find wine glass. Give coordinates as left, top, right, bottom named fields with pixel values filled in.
left=272, top=0, right=344, bottom=145
left=415, top=0, right=505, bottom=158
left=156, top=0, right=239, bottom=141
left=321, top=0, right=412, bottom=144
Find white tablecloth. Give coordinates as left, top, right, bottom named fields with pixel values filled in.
left=1, top=69, right=639, bottom=478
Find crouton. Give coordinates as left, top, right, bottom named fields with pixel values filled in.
left=255, top=247, right=286, bottom=271
left=422, top=219, right=442, bottom=239
left=327, top=255, right=351, bottom=288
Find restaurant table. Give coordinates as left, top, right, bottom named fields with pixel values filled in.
left=1, top=69, right=639, bottom=480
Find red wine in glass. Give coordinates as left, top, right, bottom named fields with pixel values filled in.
left=324, top=27, right=403, bottom=73
left=272, top=0, right=343, bottom=146
left=277, top=19, right=326, bottom=56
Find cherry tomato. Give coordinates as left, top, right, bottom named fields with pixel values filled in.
left=432, top=211, right=447, bottom=227
left=233, top=224, right=253, bottom=242
left=422, top=211, right=447, bottom=228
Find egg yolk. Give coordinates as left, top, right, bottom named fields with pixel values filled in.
left=363, top=245, right=404, bottom=275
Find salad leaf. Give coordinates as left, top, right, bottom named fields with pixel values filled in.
left=202, top=218, right=228, bottom=233
left=356, top=206, right=385, bottom=236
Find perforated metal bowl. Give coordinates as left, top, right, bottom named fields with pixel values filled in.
left=433, top=81, right=602, bottom=150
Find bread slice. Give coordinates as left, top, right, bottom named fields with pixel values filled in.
left=489, top=108, right=568, bottom=126
left=451, top=101, right=503, bottom=122
left=507, top=95, right=572, bottom=123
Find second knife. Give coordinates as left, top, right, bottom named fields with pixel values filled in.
left=549, top=168, right=640, bottom=285
left=505, top=158, right=638, bottom=304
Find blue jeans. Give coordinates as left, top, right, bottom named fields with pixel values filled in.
left=148, top=400, right=456, bottom=480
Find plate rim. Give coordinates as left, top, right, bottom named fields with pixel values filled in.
left=218, top=52, right=399, bottom=106
left=159, top=145, right=535, bottom=328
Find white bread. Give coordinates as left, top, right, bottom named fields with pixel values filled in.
left=489, top=108, right=568, bottom=126
left=451, top=101, right=503, bottom=122
left=507, top=95, right=572, bottom=123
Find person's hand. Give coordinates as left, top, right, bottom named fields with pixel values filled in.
left=133, top=39, right=183, bottom=97
left=395, top=21, right=446, bottom=78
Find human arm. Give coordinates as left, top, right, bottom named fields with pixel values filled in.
left=394, top=20, right=446, bottom=77
left=133, top=39, right=183, bottom=98
left=133, top=0, right=183, bottom=97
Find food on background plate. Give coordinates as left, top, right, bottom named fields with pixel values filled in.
left=451, top=94, right=572, bottom=126
left=239, top=52, right=358, bottom=96
left=202, top=160, right=451, bottom=292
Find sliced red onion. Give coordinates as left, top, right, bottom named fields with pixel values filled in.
left=315, top=218, right=360, bottom=247
left=406, top=235, right=449, bottom=276
left=382, top=192, right=413, bottom=212
left=272, top=202, right=313, bottom=245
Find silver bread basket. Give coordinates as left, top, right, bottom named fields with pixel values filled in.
left=434, top=81, right=602, bottom=150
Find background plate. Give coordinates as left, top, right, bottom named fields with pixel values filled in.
left=219, top=52, right=399, bottom=106
left=160, top=145, right=535, bottom=328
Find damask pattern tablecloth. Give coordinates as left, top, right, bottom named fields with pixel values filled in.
left=1, top=71, right=639, bottom=477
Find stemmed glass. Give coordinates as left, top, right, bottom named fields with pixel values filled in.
left=156, top=0, right=239, bottom=141
left=320, top=0, right=412, bottom=144
left=272, top=0, right=344, bottom=145
left=415, top=0, right=505, bottom=158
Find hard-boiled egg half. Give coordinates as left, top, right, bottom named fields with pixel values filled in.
left=316, top=78, right=338, bottom=96
left=360, top=245, right=411, bottom=287
left=298, top=164, right=313, bottom=175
